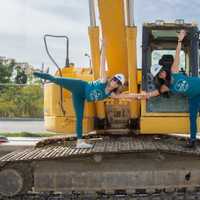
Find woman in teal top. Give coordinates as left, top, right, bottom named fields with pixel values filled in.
left=140, top=30, right=199, bottom=148
left=33, top=41, right=136, bottom=148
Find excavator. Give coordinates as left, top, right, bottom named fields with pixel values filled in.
left=0, top=0, right=200, bottom=199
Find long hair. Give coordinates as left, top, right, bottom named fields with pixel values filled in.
left=155, top=55, right=174, bottom=97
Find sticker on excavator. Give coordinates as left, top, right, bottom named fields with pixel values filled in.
left=147, top=94, right=188, bottom=113
left=106, top=104, right=130, bottom=128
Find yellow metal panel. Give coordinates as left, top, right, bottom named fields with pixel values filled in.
left=58, top=67, right=93, bottom=82
left=55, top=66, right=75, bottom=75
left=44, top=116, right=94, bottom=134
left=88, top=26, right=100, bottom=80
left=137, top=69, right=142, bottom=84
left=126, top=26, right=139, bottom=118
left=88, top=26, right=106, bottom=119
left=141, top=116, right=200, bottom=134
left=98, top=0, right=128, bottom=77
left=140, top=117, right=190, bottom=134
left=95, top=101, right=106, bottom=119
left=44, top=84, right=96, bottom=117
left=126, top=27, right=138, bottom=92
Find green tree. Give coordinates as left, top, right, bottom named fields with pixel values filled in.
left=0, top=85, right=43, bottom=118
left=14, top=66, right=27, bottom=84
left=0, top=60, right=15, bottom=83
left=0, top=60, right=44, bottom=118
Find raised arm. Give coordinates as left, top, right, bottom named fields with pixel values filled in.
left=171, top=30, right=186, bottom=73
left=100, top=40, right=107, bottom=82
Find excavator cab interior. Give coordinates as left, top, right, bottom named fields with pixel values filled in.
left=142, top=24, right=199, bottom=113
left=140, top=22, right=200, bottom=133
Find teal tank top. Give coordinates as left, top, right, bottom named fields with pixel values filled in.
left=85, top=80, right=111, bottom=102
left=170, top=73, right=200, bottom=98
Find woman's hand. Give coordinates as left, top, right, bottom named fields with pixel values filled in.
left=138, top=92, right=149, bottom=100
left=178, top=29, right=187, bottom=42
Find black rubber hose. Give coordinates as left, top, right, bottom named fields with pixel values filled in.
left=43, top=34, right=70, bottom=116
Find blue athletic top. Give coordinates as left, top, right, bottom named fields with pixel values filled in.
left=33, top=72, right=111, bottom=102
left=85, top=80, right=111, bottom=102
left=170, top=73, right=200, bottom=98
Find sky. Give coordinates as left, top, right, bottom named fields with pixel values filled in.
left=0, top=0, right=199, bottom=72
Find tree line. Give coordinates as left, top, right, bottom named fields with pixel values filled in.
left=0, top=60, right=44, bottom=118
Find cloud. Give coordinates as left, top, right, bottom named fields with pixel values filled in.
left=0, top=0, right=90, bottom=71
left=135, top=0, right=200, bottom=22
left=26, top=0, right=89, bottom=23
left=135, top=0, right=200, bottom=67
left=0, top=0, right=199, bottom=72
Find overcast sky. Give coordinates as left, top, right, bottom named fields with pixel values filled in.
left=0, top=0, right=199, bottom=72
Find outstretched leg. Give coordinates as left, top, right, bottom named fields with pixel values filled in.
left=33, top=72, right=87, bottom=93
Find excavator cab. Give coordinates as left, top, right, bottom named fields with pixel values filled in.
left=141, top=21, right=200, bottom=133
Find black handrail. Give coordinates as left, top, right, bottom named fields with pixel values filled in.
left=43, top=34, right=70, bottom=116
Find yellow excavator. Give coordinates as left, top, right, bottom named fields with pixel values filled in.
left=1, top=0, right=200, bottom=199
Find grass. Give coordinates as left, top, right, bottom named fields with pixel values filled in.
left=0, top=131, right=61, bottom=138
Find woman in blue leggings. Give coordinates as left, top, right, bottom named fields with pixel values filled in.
left=34, top=42, right=137, bottom=148
left=137, top=30, right=199, bottom=148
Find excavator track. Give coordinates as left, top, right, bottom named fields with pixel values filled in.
left=1, top=135, right=200, bottom=163
left=1, top=189, right=200, bottom=200
left=1, top=134, right=200, bottom=199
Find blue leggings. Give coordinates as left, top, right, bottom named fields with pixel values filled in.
left=34, top=72, right=87, bottom=139
left=188, top=95, right=200, bottom=141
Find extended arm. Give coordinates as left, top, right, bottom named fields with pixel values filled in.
left=171, top=30, right=186, bottom=73
left=111, top=91, right=159, bottom=100
left=143, top=85, right=169, bottom=99
left=111, top=88, right=167, bottom=100
left=134, top=90, right=160, bottom=99
left=125, top=90, right=160, bottom=100
left=111, top=92, right=133, bottom=99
